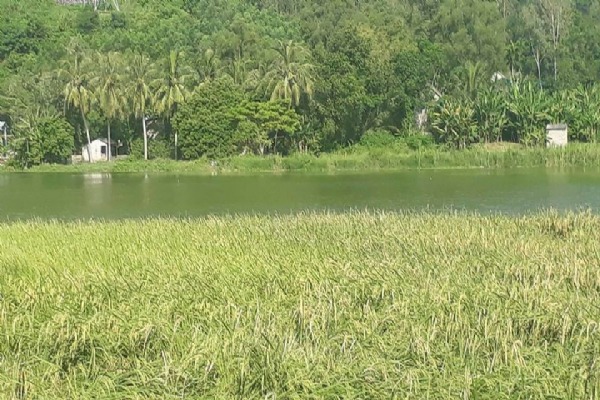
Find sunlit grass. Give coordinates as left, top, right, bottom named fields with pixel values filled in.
left=9, top=143, right=600, bottom=174
left=1, top=211, right=600, bottom=398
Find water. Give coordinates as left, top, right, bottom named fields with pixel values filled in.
left=1, top=168, right=599, bottom=219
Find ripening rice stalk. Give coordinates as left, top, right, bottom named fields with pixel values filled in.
left=0, top=211, right=599, bottom=398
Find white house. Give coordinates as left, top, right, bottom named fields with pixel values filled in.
left=82, top=139, right=119, bottom=163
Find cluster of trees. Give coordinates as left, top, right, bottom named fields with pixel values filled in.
left=1, top=0, right=599, bottom=164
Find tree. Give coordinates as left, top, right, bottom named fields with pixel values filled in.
left=453, top=61, right=486, bottom=99
left=311, top=26, right=392, bottom=149
left=92, top=51, right=125, bottom=161
left=152, top=50, right=193, bottom=159
left=522, top=0, right=571, bottom=83
left=432, top=0, right=506, bottom=74
left=173, top=77, right=245, bottom=159
left=11, top=115, right=74, bottom=167
left=192, top=48, right=221, bottom=84
left=264, top=40, right=314, bottom=108
left=234, top=100, right=301, bottom=154
left=522, top=3, right=551, bottom=89
left=59, top=0, right=123, bottom=11
left=127, top=53, right=154, bottom=160
left=506, top=40, right=527, bottom=80
left=59, top=39, right=94, bottom=162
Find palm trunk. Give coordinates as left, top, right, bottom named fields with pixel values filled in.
left=107, top=120, right=112, bottom=161
left=174, top=132, right=178, bottom=160
left=142, top=117, right=148, bottom=161
left=534, top=48, right=543, bottom=90
left=82, top=108, right=93, bottom=163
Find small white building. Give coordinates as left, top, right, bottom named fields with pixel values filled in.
left=82, top=139, right=119, bottom=162
left=546, top=124, right=568, bottom=148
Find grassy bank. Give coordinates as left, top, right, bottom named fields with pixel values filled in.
left=1, top=212, right=600, bottom=398
left=7, top=143, right=600, bottom=174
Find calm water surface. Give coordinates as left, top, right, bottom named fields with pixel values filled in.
left=1, top=168, right=599, bottom=219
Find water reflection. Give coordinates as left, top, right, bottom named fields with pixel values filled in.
left=83, top=173, right=113, bottom=209
left=83, top=173, right=112, bottom=184
left=0, top=168, right=599, bottom=220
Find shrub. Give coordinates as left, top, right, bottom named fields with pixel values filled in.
left=404, top=134, right=434, bottom=150
left=129, top=138, right=171, bottom=160
left=358, top=129, right=398, bottom=148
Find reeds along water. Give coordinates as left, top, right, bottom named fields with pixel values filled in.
left=19, top=143, right=600, bottom=174
left=1, top=211, right=599, bottom=398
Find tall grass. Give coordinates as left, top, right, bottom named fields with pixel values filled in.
left=1, top=212, right=600, bottom=398
left=10, top=143, right=600, bottom=174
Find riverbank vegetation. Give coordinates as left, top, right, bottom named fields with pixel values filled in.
left=13, top=143, right=600, bottom=174
left=1, top=0, right=600, bottom=168
left=1, top=212, right=599, bottom=397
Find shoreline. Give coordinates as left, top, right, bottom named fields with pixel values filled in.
left=3, top=144, right=600, bottom=174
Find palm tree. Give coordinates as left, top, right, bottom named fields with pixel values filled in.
left=92, top=52, right=125, bottom=161
left=193, top=48, right=221, bottom=85
left=59, top=40, right=94, bottom=162
left=506, top=40, right=522, bottom=79
left=226, top=57, right=250, bottom=86
left=127, top=53, right=154, bottom=160
left=245, top=61, right=270, bottom=92
left=264, top=40, right=314, bottom=108
left=152, top=50, right=193, bottom=159
left=458, top=61, right=485, bottom=99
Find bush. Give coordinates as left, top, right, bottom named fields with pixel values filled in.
left=358, top=129, right=398, bottom=149
left=404, top=134, right=434, bottom=150
left=129, top=138, right=171, bottom=160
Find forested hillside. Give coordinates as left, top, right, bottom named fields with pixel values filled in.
left=0, top=0, right=599, bottom=164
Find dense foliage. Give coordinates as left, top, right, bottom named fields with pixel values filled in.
left=1, top=0, right=599, bottom=162
left=430, top=83, right=600, bottom=148
left=10, top=116, right=75, bottom=166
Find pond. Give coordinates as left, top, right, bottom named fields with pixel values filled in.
left=1, top=168, right=599, bottom=219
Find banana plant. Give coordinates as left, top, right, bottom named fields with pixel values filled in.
left=474, top=88, right=509, bottom=143
left=559, top=86, right=600, bottom=142
left=430, top=97, right=478, bottom=149
left=506, top=82, right=554, bottom=146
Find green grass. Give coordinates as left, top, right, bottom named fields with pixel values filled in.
left=1, top=212, right=600, bottom=398
left=7, top=143, right=600, bottom=174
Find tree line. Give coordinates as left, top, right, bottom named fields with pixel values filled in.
left=0, top=0, right=599, bottom=165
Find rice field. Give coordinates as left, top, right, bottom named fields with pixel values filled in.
left=1, top=212, right=599, bottom=399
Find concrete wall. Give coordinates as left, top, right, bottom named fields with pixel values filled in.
left=546, top=125, right=568, bottom=148
left=82, top=140, right=113, bottom=163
